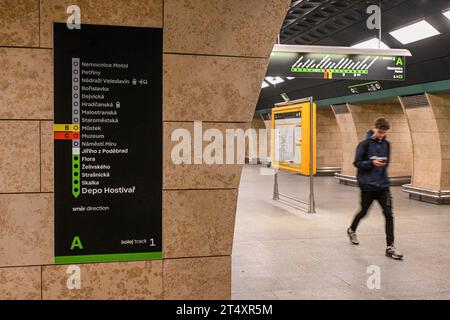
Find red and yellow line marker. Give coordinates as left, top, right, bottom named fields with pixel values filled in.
left=54, top=123, right=81, bottom=198
left=53, top=124, right=80, bottom=132
left=54, top=132, right=80, bottom=140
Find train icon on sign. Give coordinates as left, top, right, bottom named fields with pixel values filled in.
left=132, top=78, right=148, bottom=85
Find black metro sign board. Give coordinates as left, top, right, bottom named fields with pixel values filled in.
left=53, top=23, right=162, bottom=264
left=267, top=52, right=406, bottom=81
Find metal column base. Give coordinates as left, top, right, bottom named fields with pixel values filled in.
left=334, top=174, right=359, bottom=187
left=402, top=184, right=450, bottom=205
left=316, top=166, right=341, bottom=176
left=334, top=173, right=411, bottom=187
left=245, top=157, right=271, bottom=167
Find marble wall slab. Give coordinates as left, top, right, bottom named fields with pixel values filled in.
left=163, top=122, right=247, bottom=189
left=0, top=266, right=41, bottom=299
left=400, top=96, right=441, bottom=190
left=0, top=193, right=53, bottom=267
left=426, top=94, right=450, bottom=189
left=163, top=189, right=237, bottom=258
left=317, top=107, right=342, bottom=168
left=164, top=54, right=267, bottom=122
left=40, top=121, right=54, bottom=192
left=42, top=260, right=162, bottom=300
left=0, top=121, right=41, bottom=193
left=0, top=48, right=52, bottom=119
left=164, top=0, right=291, bottom=57
left=40, top=0, right=163, bottom=48
left=332, top=108, right=358, bottom=176
left=345, top=103, right=413, bottom=178
left=0, top=0, right=39, bottom=47
left=163, top=256, right=231, bottom=300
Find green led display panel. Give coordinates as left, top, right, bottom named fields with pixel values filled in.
left=267, top=52, right=405, bottom=81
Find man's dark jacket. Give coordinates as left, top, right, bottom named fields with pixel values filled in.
left=353, top=130, right=391, bottom=191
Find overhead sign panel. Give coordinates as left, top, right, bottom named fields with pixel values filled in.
left=267, top=45, right=411, bottom=81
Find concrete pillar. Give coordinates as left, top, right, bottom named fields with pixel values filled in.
left=316, top=107, right=342, bottom=175
left=400, top=93, right=450, bottom=204
left=263, top=119, right=272, bottom=165
left=332, top=101, right=413, bottom=187
left=332, top=104, right=360, bottom=181
left=0, top=0, right=291, bottom=300
left=245, top=116, right=268, bottom=163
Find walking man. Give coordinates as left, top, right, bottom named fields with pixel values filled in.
left=347, top=117, right=404, bottom=260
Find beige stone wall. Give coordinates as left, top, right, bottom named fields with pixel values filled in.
left=428, top=94, right=450, bottom=190
left=333, top=102, right=413, bottom=178
left=332, top=106, right=359, bottom=176
left=400, top=94, right=450, bottom=190
left=0, top=0, right=290, bottom=300
left=348, top=103, right=413, bottom=178
left=316, top=107, right=342, bottom=168
left=264, top=119, right=272, bottom=158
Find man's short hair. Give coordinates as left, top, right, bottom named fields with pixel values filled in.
left=374, top=117, right=390, bottom=131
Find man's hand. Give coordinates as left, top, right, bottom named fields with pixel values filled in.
left=373, top=159, right=387, bottom=167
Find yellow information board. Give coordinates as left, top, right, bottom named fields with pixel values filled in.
left=271, top=101, right=316, bottom=175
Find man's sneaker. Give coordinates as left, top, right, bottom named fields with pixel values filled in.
left=347, top=228, right=359, bottom=245
left=386, top=245, right=404, bottom=260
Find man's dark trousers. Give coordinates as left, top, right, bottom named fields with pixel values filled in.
left=350, top=190, right=394, bottom=246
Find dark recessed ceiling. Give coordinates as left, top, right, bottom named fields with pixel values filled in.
left=257, top=0, right=450, bottom=110
left=281, top=0, right=407, bottom=45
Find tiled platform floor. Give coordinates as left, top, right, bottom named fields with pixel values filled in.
left=232, top=165, right=450, bottom=300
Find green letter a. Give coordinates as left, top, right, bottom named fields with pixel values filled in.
left=396, top=57, right=404, bottom=66
left=70, top=236, right=83, bottom=250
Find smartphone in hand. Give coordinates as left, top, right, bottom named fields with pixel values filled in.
left=370, top=156, right=387, bottom=167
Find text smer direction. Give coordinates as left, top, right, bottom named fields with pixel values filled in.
left=82, top=186, right=137, bottom=195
